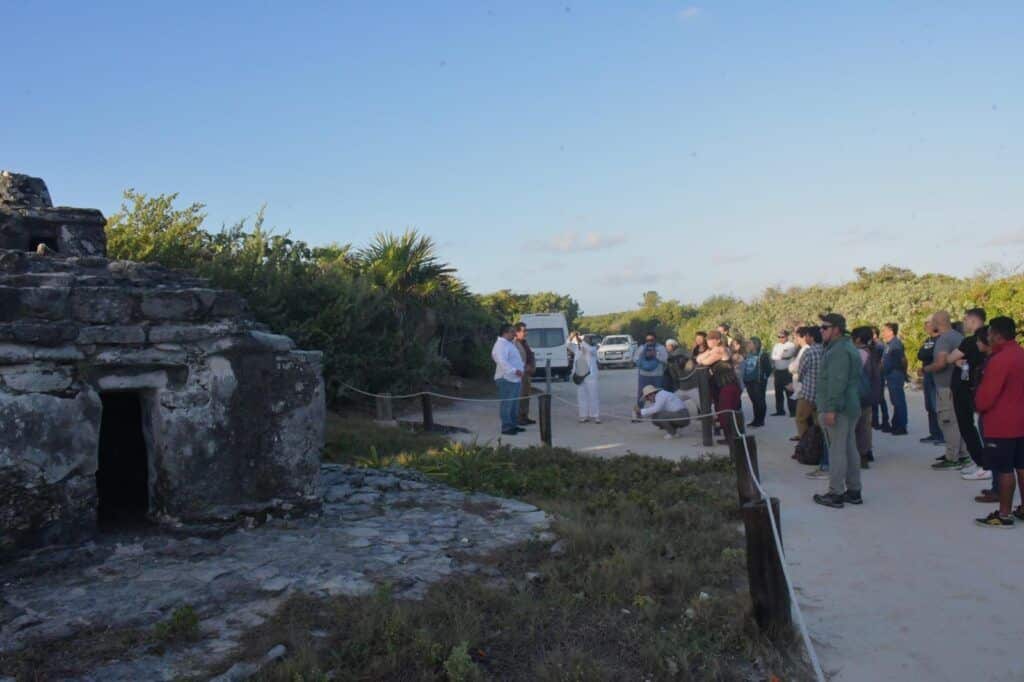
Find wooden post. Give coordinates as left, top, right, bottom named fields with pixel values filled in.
left=697, top=368, right=713, bottom=447
left=742, top=497, right=792, bottom=635
left=421, top=393, right=434, bottom=432
left=729, top=434, right=762, bottom=506
left=375, top=392, right=393, bottom=422
left=538, top=393, right=553, bottom=446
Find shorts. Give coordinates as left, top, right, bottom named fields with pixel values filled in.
left=984, top=437, right=1024, bottom=474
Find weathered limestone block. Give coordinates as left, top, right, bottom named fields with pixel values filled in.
left=0, top=170, right=53, bottom=207
left=140, top=289, right=200, bottom=320
left=70, top=287, right=135, bottom=323
left=92, top=347, right=188, bottom=367
left=76, top=324, right=147, bottom=345
left=148, top=322, right=237, bottom=344
left=249, top=330, right=295, bottom=352
left=0, top=363, right=74, bottom=393
left=0, top=386, right=101, bottom=552
left=18, top=286, right=70, bottom=320
left=0, top=321, right=79, bottom=346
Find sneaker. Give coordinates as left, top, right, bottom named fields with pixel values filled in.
left=789, top=436, right=800, bottom=442
left=514, top=427, right=526, bottom=433
left=578, top=418, right=589, bottom=423
left=519, top=418, right=537, bottom=425
left=771, top=412, right=786, bottom=416
left=663, top=433, right=679, bottom=440
left=956, top=456, right=972, bottom=468
left=806, top=468, right=830, bottom=479
left=975, top=511, right=1015, bottom=529
left=843, top=490, right=864, bottom=505
left=920, top=436, right=937, bottom=443
left=890, top=428, right=908, bottom=436
left=501, top=429, right=519, bottom=435
left=961, top=467, right=993, bottom=481
left=975, top=491, right=1000, bottom=503
left=934, top=453, right=947, bottom=461
left=880, top=424, right=892, bottom=433
left=1013, top=506, right=1024, bottom=521
left=866, top=449, right=875, bottom=462
left=931, top=459, right=963, bottom=470
left=593, top=418, right=601, bottom=424
left=813, top=492, right=845, bottom=508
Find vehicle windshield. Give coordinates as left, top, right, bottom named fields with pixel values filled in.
left=602, top=336, right=629, bottom=346
left=527, top=327, right=565, bottom=348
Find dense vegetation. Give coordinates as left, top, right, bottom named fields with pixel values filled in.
left=224, top=416, right=811, bottom=681
left=579, top=267, right=1024, bottom=369
left=105, top=190, right=580, bottom=402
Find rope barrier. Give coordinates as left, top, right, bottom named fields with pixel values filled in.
left=340, top=379, right=826, bottom=679
left=728, top=409, right=827, bottom=682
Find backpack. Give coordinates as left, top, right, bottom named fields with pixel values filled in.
left=742, top=354, right=760, bottom=383
left=794, top=422, right=824, bottom=465
left=637, top=344, right=662, bottom=373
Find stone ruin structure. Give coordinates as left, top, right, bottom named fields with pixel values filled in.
left=0, top=171, right=325, bottom=554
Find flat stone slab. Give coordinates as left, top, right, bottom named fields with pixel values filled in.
left=0, top=464, right=549, bottom=680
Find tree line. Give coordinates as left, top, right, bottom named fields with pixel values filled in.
left=578, top=266, right=1024, bottom=371
left=105, top=190, right=581, bottom=404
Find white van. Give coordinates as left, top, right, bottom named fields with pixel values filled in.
left=520, top=312, right=571, bottom=380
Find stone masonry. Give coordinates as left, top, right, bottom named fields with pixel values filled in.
left=0, top=172, right=325, bottom=554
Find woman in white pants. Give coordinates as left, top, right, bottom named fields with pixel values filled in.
left=568, top=332, right=600, bottom=423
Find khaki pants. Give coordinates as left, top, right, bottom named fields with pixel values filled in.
left=936, top=387, right=967, bottom=462
left=795, top=399, right=817, bottom=438
left=518, top=373, right=533, bottom=422
left=825, top=412, right=861, bottom=496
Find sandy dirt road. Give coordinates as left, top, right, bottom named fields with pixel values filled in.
left=434, top=367, right=1024, bottom=682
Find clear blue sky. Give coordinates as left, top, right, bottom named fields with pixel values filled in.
left=4, top=1, right=1022, bottom=314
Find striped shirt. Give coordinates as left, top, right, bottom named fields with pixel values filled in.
left=798, top=343, right=824, bottom=404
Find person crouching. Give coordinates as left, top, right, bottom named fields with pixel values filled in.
left=634, top=384, right=698, bottom=440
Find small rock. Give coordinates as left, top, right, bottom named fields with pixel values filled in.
left=262, top=644, right=287, bottom=663
left=536, top=531, right=557, bottom=543
left=549, top=539, right=568, bottom=556
left=209, top=661, right=259, bottom=682
left=698, top=591, right=710, bottom=601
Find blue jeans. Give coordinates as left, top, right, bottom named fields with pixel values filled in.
left=885, top=372, right=908, bottom=430
left=496, top=378, right=521, bottom=432
left=923, top=373, right=944, bottom=441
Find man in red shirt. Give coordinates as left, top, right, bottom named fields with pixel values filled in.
left=974, top=316, right=1024, bottom=529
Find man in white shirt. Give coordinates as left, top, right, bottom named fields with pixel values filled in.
left=634, top=384, right=698, bottom=439
left=771, top=330, right=798, bottom=417
left=491, top=324, right=525, bottom=435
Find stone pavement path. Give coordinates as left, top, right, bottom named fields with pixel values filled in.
left=436, top=368, right=1024, bottom=682
left=0, top=465, right=549, bottom=681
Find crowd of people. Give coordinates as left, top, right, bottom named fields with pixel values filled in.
left=492, top=309, right=1024, bottom=527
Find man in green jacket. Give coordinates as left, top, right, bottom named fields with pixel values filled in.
left=814, top=313, right=865, bottom=508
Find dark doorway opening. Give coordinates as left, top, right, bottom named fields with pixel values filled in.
left=28, top=234, right=59, bottom=253
left=96, top=392, right=150, bottom=528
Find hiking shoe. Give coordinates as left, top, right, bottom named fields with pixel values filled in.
left=975, top=511, right=1015, bottom=529
left=806, top=469, right=830, bottom=479
left=813, top=492, right=845, bottom=508
left=961, top=466, right=992, bottom=481
left=976, top=491, right=1000, bottom=503
left=932, top=459, right=963, bottom=470
left=843, top=490, right=864, bottom=505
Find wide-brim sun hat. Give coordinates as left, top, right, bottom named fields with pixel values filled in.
left=666, top=338, right=678, bottom=348
left=642, top=384, right=660, bottom=399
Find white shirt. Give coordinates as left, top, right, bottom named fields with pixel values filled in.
left=491, top=336, right=524, bottom=383
left=567, top=339, right=599, bottom=376
left=771, top=341, right=797, bottom=371
left=640, top=389, right=687, bottom=417
left=790, top=345, right=806, bottom=394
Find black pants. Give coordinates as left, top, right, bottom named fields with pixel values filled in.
left=773, top=369, right=795, bottom=415
left=953, top=386, right=985, bottom=467
left=747, top=379, right=767, bottom=425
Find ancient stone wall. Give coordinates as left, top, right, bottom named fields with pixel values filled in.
left=0, top=174, right=324, bottom=555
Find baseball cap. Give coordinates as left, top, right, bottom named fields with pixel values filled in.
left=819, top=313, right=846, bottom=330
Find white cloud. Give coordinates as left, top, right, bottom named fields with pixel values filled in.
left=597, top=267, right=675, bottom=287
left=526, top=230, right=628, bottom=254
left=678, top=6, right=701, bottom=21
left=984, top=229, right=1024, bottom=247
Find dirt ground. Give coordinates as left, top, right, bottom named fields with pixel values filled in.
left=434, top=368, right=1024, bottom=682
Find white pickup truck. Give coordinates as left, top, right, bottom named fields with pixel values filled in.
left=596, top=335, right=638, bottom=369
